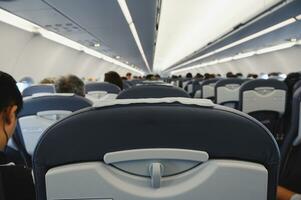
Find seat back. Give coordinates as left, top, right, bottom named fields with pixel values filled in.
left=22, top=84, right=55, bottom=97
left=33, top=98, right=279, bottom=200
left=200, top=78, right=220, bottom=101
left=85, top=82, right=121, bottom=102
left=215, top=79, right=248, bottom=109
left=239, top=79, right=287, bottom=139
left=280, top=87, right=301, bottom=193
left=12, top=94, right=92, bottom=159
left=117, top=85, right=190, bottom=99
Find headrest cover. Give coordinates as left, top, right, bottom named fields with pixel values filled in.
left=117, top=85, right=190, bottom=99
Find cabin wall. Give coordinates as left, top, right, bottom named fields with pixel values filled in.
left=176, top=46, right=301, bottom=76
left=0, top=21, right=139, bottom=83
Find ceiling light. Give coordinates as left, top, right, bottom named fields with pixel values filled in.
left=94, top=43, right=100, bottom=47
left=218, top=56, right=233, bottom=63
left=169, top=17, right=297, bottom=73
left=117, top=0, right=151, bottom=72
left=0, top=8, right=40, bottom=32
left=115, top=56, right=121, bottom=59
left=296, top=14, right=301, bottom=20
left=0, top=8, right=144, bottom=75
left=172, top=40, right=299, bottom=74
left=256, top=41, right=295, bottom=54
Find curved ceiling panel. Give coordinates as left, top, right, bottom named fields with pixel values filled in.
left=44, top=0, right=148, bottom=72
left=153, top=0, right=282, bottom=73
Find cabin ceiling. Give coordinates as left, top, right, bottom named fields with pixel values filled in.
left=0, top=0, right=299, bottom=75
left=0, top=0, right=157, bottom=73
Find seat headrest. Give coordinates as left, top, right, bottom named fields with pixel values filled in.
left=22, top=84, right=56, bottom=97
left=34, top=97, right=279, bottom=171
left=215, top=78, right=248, bottom=88
left=240, top=79, right=288, bottom=91
left=200, top=78, right=220, bottom=86
left=117, top=85, right=190, bottom=99
left=19, top=94, right=92, bottom=117
left=85, top=82, right=121, bottom=94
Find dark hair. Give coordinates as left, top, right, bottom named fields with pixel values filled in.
left=186, top=73, right=192, bottom=78
left=0, top=71, right=23, bottom=114
left=126, top=72, right=132, bottom=77
left=104, top=71, right=123, bottom=90
left=145, top=74, right=154, bottom=80
left=56, top=75, right=85, bottom=96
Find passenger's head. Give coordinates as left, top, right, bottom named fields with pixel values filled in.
left=226, top=72, right=237, bottom=78
left=55, top=75, right=85, bottom=96
left=40, top=77, right=56, bottom=84
left=236, top=73, right=243, bottom=78
left=0, top=71, right=23, bottom=150
left=145, top=74, right=154, bottom=80
left=195, top=73, right=203, bottom=79
left=104, top=71, right=123, bottom=90
left=126, top=72, right=132, bottom=80
left=186, top=73, right=193, bottom=79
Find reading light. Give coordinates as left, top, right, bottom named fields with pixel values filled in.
left=0, top=8, right=144, bottom=75
left=94, top=43, right=100, bottom=47
left=169, top=17, right=298, bottom=72
left=117, top=0, right=151, bottom=72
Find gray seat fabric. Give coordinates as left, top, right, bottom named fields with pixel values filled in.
left=117, top=85, right=190, bottom=99
left=22, top=84, right=55, bottom=97
left=280, top=87, right=301, bottom=193
left=85, top=82, right=121, bottom=94
left=200, top=78, right=220, bottom=101
left=33, top=99, right=279, bottom=200
left=12, top=95, right=92, bottom=166
left=215, top=79, right=248, bottom=109
left=239, top=79, right=288, bottom=141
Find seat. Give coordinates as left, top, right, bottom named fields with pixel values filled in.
left=215, top=79, right=248, bottom=109
left=9, top=94, right=92, bottom=165
left=239, top=79, right=287, bottom=141
left=22, top=84, right=55, bottom=97
left=184, top=80, right=202, bottom=97
left=195, top=78, right=220, bottom=101
left=33, top=98, right=279, bottom=200
left=279, top=87, right=301, bottom=193
left=85, top=82, right=121, bottom=102
left=116, top=85, right=190, bottom=99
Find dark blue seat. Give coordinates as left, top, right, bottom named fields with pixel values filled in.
left=197, top=78, right=220, bottom=101
left=85, top=82, right=121, bottom=94
left=215, top=78, right=248, bottom=109
left=9, top=94, right=92, bottom=166
left=117, top=85, right=190, bottom=99
left=280, top=87, right=301, bottom=194
left=33, top=98, right=279, bottom=200
left=22, top=84, right=55, bottom=97
left=239, top=79, right=287, bottom=141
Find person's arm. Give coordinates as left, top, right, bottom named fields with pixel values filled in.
left=277, top=186, right=301, bottom=200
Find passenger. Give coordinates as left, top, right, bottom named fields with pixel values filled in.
left=154, top=74, right=161, bottom=80
left=186, top=73, right=193, bottom=79
left=194, top=73, right=203, bottom=79
left=226, top=72, right=237, bottom=78
left=236, top=73, right=243, bottom=78
left=277, top=186, right=301, bottom=200
left=55, top=74, right=85, bottom=96
left=126, top=72, right=132, bottom=80
left=40, top=77, right=56, bottom=84
left=204, top=73, right=211, bottom=80
left=0, top=71, right=35, bottom=200
left=145, top=74, right=154, bottom=80
left=104, top=71, right=123, bottom=90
